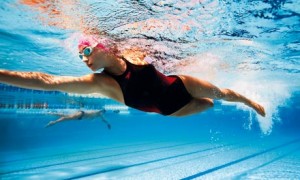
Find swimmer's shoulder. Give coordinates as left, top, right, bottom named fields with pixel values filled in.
left=122, top=56, right=148, bottom=66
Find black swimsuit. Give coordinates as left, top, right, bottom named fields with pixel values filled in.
left=77, top=110, right=85, bottom=120
left=104, top=57, right=192, bottom=115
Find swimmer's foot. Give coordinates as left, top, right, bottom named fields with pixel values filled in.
left=45, top=121, right=57, bottom=128
left=248, top=101, right=266, bottom=117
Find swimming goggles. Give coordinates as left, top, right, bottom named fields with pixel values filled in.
left=79, top=46, right=94, bottom=60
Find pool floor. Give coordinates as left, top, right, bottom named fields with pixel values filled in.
left=1, top=135, right=300, bottom=179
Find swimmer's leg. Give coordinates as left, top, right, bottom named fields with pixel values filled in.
left=179, top=75, right=265, bottom=116
left=170, top=98, right=214, bottom=117
left=45, top=117, right=66, bottom=128
left=45, top=111, right=83, bottom=127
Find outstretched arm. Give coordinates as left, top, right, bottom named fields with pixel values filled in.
left=99, top=113, right=111, bottom=129
left=0, top=70, right=102, bottom=94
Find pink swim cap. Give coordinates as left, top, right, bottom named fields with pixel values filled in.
left=78, top=35, right=109, bottom=52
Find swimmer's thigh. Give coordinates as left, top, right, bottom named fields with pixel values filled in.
left=170, top=98, right=213, bottom=117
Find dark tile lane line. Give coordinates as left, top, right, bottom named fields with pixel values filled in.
left=181, top=138, right=300, bottom=180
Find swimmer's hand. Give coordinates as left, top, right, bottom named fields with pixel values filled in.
left=107, top=124, right=111, bottom=130
left=45, top=121, right=57, bottom=128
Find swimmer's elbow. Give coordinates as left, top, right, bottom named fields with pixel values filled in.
left=22, top=72, right=62, bottom=91
left=49, top=74, right=100, bottom=94
left=35, top=73, right=58, bottom=90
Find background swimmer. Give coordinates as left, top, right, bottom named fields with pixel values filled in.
left=45, top=109, right=111, bottom=129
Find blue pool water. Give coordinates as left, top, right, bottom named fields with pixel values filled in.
left=0, top=0, right=299, bottom=179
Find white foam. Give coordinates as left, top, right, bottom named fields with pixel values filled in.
left=226, top=76, right=291, bottom=134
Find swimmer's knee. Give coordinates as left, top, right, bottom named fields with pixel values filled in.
left=217, top=88, right=231, bottom=99
left=208, top=99, right=214, bottom=107
left=204, top=98, right=214, bottom=108
left=199, top=98, right=214, bottom=107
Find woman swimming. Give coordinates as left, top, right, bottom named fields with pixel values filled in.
left=0, top=38, right=265, bottom=117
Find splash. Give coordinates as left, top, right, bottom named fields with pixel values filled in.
left=229, top=77, right=291, bottom=134
left=173, top=52, right=226, bottom=81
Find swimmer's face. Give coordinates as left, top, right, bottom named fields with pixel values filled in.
left=78, top=45, right=106, bottom=71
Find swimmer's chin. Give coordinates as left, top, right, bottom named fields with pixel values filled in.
left=87, top=65, right=97, bottom=71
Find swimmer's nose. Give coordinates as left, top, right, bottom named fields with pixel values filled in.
left=82, top=56, right=88, bottom=62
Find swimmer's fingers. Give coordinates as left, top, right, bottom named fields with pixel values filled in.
left=107, top=124, right=111, bottom=130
